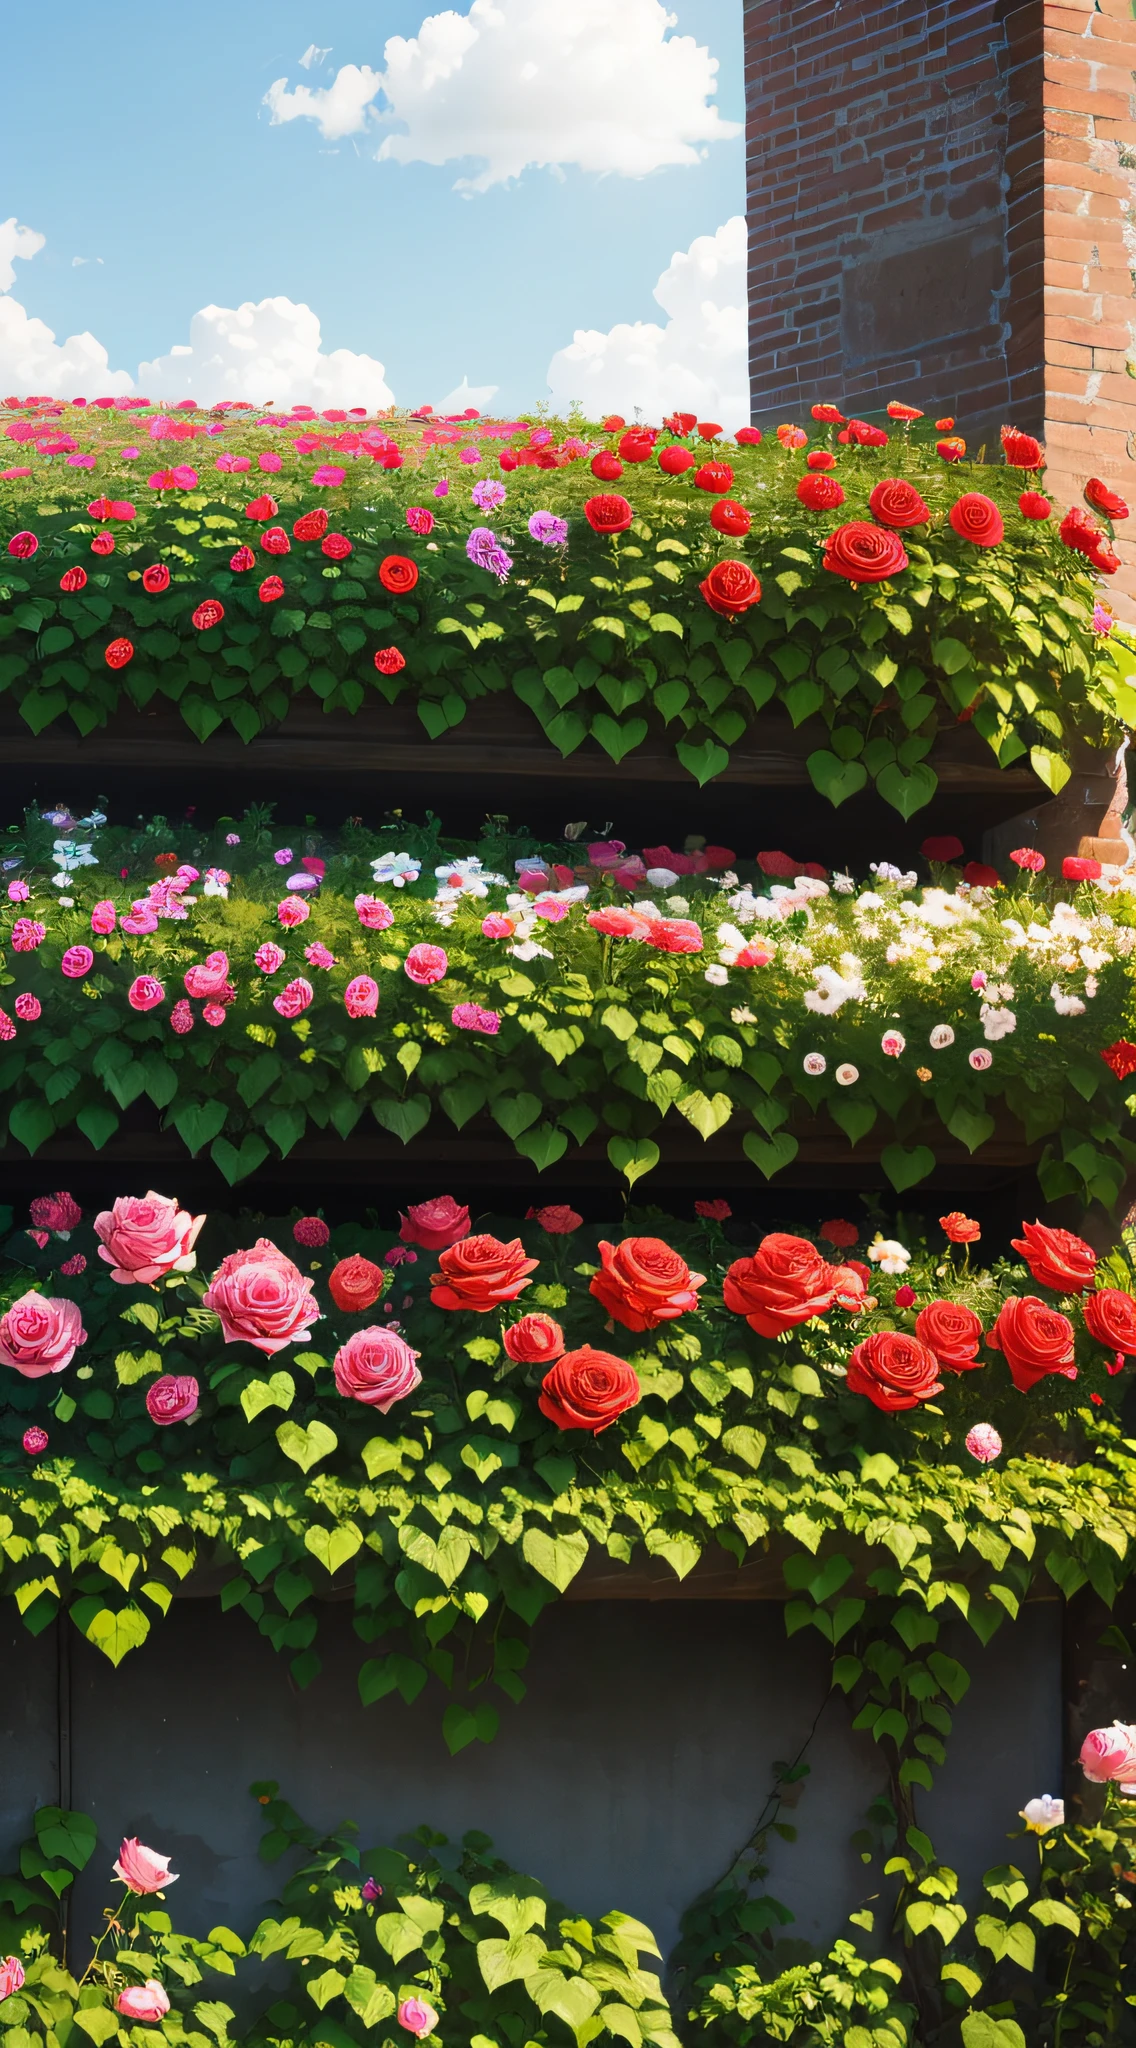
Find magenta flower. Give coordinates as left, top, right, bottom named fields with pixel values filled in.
left=255, top=942, right=286, bottom=973
left=277, top=895, right=310, bottom=928
left=202, top=1003, right=226, bottom=1026
left=404, top=944, right=448, bottom=986
left=90, top=900, right=117, bottom=934
left=14, top=994, right=40, bottom=1021
left=354, top=893, right=393, bottom=930
left=452, top=1003, right=501, bottom=1035
left=529, top=510, right=568, bottom=546
left=11, top=919, right=46, bottom=952
left=121, top=904, right=160, bottom=935
left=0, top=1011, right=16, bottom=1041
left=305, top=942, right=336, bottom=970
left=61, top=945, right=94, bottom=979
left=312, top=465, right=346, bottom=487
left=170, top=1000, right=194, bottom=1034
left=259, top=450, right=283, bottom=472
left=344, top=974, right=380, bottom=1018
left=274, top=977, right=314, bottom=1019
left=406, top=506, right=435, bottom=535
left=60, top=1254, right=86, bottom=1276
left=22, top=1427, right=48, bottom=1455
left=7, top=879, right=29, bottom=903
left=293, top=1216, right=330, bottom=1247
left=481, top=913, right=515, bottom=938
left=472, top=478, right=506, bottom=511
left=128, top=976, right=166, bottom=1012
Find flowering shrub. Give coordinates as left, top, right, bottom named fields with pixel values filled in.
left=1, top=812, right=1134, bottom=1201
left=1, top=405, right=1133, bottom=809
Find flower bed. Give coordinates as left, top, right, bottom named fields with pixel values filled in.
left=2, top=405, right=1133, bottom=810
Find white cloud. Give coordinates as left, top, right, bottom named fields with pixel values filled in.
left=71, top=256, right=104, bottom=268
left=0, top=217, right=45, bottom=292
left=545, top=216, right=749, bottom=424
left=298, top=43, right=331, bottom=69
left=137, top=296, right=396, bottom=408
left=265, top=63, right=383, bottom=141
left=264, top=0, right=739, bottom=191
left=434, top=374, right=500, bottom=411
left=0, top=293, right=133, bottom=395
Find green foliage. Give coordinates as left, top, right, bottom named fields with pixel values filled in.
left=0, top=410, right=1130, bottom=808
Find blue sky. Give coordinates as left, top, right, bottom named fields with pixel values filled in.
left=0, top=0, right=745, bottom=412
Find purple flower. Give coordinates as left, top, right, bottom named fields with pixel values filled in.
left=530, top=427, right=553, bottom=447
left=466, top=527, right=513, bottom=581
left=529, top=511, right=568, bottom=546
left=459, top=448, right=481, bottom=466
left=433, top=479, right=450, bottom=498
left=472, top=478, right=506, bottom=511
left=1092, top=602, right=1114, bottom=637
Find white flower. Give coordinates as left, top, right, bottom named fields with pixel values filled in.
left=804, top=964, right=866, bottom=1015
left=832, top=872, right=855, bottom=894
left=645, top=866, right=679, bottom=889
left=704, top=964, right=729, bottom=986
left=57, top=896, right=74, bottom=908
left=510, top=939, right=553, bottom=962
left=881, top=1030, right=906, bottom=1057
left=1085, top=974, right=1098, bottom=998
left=793, top=876, right=830, bottom=901
left=665, top=895, right=690, bottom=914
left=717, top=871, right=739, bottom=890
left=855, top=891, right=884, bottom=912
left=1080, top=945, right=1109, bottom=971
left=969, top=1047, right=993, bottom=1071
left=1050, top=983, right=1086, bottom=1017
left=726, top=887, right=763, bottom=925
left=630, top=900, right=662, bottom=920
left=731, top=1006, right=757, bottom=1025
left=372, top=851, right=421, bottom=887
left=871, top=862, right=905, bottom=883
left=929, top=1024, right=955, bottom=1049
left=803, top=1052, right=826, bottom=1076
left=868, top=1235, right=911, bottom=1274
left=1020, top=1795, right=1064, bottom=1834
left=980, top=1004, right=1016, bottom=1041
left=835, top=1062, right=859, bottom=1086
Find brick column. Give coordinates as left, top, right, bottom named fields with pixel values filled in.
left=744, top=0, right=1136, bottom=599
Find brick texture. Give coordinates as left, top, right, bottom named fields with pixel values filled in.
left=745, top=0, right=1136, bottom=604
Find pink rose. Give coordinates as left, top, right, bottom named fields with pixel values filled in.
left=305, top=942, right=336, bottom=970
left=121, top=906, right=160, bottom=936
left=203, top=1238, right=322, bottom=1353
left=398, top=2000, right=438, bottom=2039
left=481, top=913, right=515, bottom=938
left=333, top=1327, right=423, bottom=1411
left=90, top=900, right=117, bottom=934
left=170, top=1000, right=194, bottom=1034
left=7, top=880, right=29, bottom=902
left=344, top=975, right=380, bottom=1018
left=183, top=950, right=229, bottom=997
left=61, top=945, right=94, bottom=979
left=128, top=975, right=165, bottom=1011
left=0, top=1011, right=14, bottom=1042
left=355, top=894, right=394, bottom=930
left=29, top=1191, right=81, bottom=1232
left=277, top=896, right=310, bottom=928
left=114, top=1838, right=178, bottom=1893
left=14, top=994, right=40, bottom=1021
left=274, top=977, right=313, bottom=1018
left=0, top=1292, right=86, bottom=1378
left=255, top=942, right=285, bottom=974
left=11, top=919, right=45, bottom=951
left=116, top=1984, right=170, bottom=2023
left=203, top=1003, right=226, bottom=1027
left=145, top=1375, right=199, bottom=1425
left=451, top=1003, right=500, bottom=1034
left=405, top=943, right=448, bottom=985
left=95, top=1193, right=204, bottom=1284
left=400, top=1196, right=470, bottom=1250
left=0, top=1957, right=26, bottom=2001
left=1080, top=1723, right=1136, bottom=1785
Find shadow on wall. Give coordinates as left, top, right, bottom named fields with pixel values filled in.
left=0, top=1599, right=1060, bottom=1965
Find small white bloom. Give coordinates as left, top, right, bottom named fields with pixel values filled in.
left=704, top=964, right=729, bottom=986
left=1050, top=983, right=1086, bottom=1016
left=372, top=851, right=421, bottom=887
left=509, top=939, right=553, bottom=962
left=1085, top=974, right=1098, bottom=998
left=855, top=891, right=884, bottom=912
left=835, top=1062, right=859, bottom=1086
left=803, top=1052, right=826, bottom=1076
left=832, top=872, right=855, bottom=894
left=1080, top=945, right=1108, bottom=971
left=804, top=964, right=866, bottom=1015
left=630, top=900, right=662, bottom=920
left=731, top=1005, right=757, bottom=1025
left=929, top=1024, right=955, bottom=1049
left=57, top=895, right=74, bottom=908
left=646, top=867, right=680, bottom=889
left=868, top=1235, right=911, bottom=1275
left=871, top=862, right=904, bottom=883
left=665, top=895, right=690, bottom=914
left=980, top=1004, right=1016, bottom=1041
left=881, top=1030, right=906, bottom=1057
left=1020, top=1795, right=1064, bottom=1834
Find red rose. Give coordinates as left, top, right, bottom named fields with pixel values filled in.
left=1085, top=477, right=1128, bottom=520
left=963, top=861, right=1000, bottom=887
left=843, top=419, right=888, bottom=448
left=7, top=531, right=38, bottom=558
left=658, top=446, right=694, bottom=476
left=105, top=638, right=134, bottom=669
left=90, top=532, right=115, bottom=556
left=811, top=404, right=845, bottom=424
left=584, top=494, right=634, bottom=535
left=698, top=421, right=722, bottom=440
left=322, top=533, right=353, bottom=559
left=431, top=1234, right=539, bottom=1313
left=797, top=474, right=844, bottom=511
left=723, top=1232, right=837, bottom=1337
left=868, top=478, right=929, bottom=528
left=59, top=566, right=88, bottom=592
left=379, top=554, right=419, bottom=593
left=1000, top=427, right=1044, bottom=468
left=1084, top=1287, right=1136, bottom=1356
left=1019, top=491, right=1051, bottom=520
left=949, top=493, right=1004, bottom=547
left=819, top=1219, right=858, bottom=1248
left=823, top=522, right=908, bottom=582
left=1010, top=846, right=1045, bottom=872
left=1101, top=1040, right=1136, bottom=1080
left=293, top=509, right=329, bottom=540
left=987, top=1296, right=1076, bottom=1391
left=260, top=526, right=290, bottom=555
left=665, top=412, right=698, bottom=434
left=590, top=452, right=623, bottom=482
left=142, top=563, right=170, bottom=592
left=807, top=450, right=836, bottom=471
left=643, top=916, right=703, bottom=953
left=245, top=494, right=278, bottom=520
left=846, top=1330, right=942, bottom=1411
left=617, top=429, right=655, bottom=464
left=1062, top=856, right=1101, bottom=883
left=586, top=905, right=654, bottom=939
left=328, top=1254, right=387, bottom=1313
left=695, top=1199, right=732, bottom=1222
left=1090, top=540, right=1121, bottom=574
left=700, top=559, right=761, bottom=615
left=259, top=576, right=284, bottom=602
left=230, top=546, right=256, bottom=572
left=735, top=426, right=763, bottom=446
left=914, top=1300, right=984, bottom=1371
left=589, top=1236, right=705, bottom=1332
left=940, top=1211, right=981, bottom=1244
left=503, top=1313, right=565, bottom=1365
left=1011, top=1220, right=1096, bottom=1293
left=887, top=401, right=923, bottom=422
left=937, top=437, right=966, bottom=462
left=400, top=1197, right=470, bottom=1250
left=694, top=461, right=734, bottom=495
left=538, top=1346, right=640, bottom=1433
left=922, top=836, right=964, bottom=861
left=602, top=415, right=626, bottom=430
left=1060, top=507, right=1102, bottom=558
left=192, top=600, right=224, bottom=631
left=374, top=647, right=406, bottom=675
left=710, top=499, right=751, bottom=536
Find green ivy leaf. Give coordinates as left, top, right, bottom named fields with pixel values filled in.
left=880, top=1143, right=936, bottom=1191
left=276, top=1421, right=338, bottom=1474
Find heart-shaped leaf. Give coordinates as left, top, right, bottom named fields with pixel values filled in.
left=743, top=1129, right=799, bottom=1178
left=172, top=1099, right=227, bottom=1154
left=276, top=1419, right=338, bottom=1474
left=590, top=713, right=648, bottom=763
left=76, top=1104, right=120, bottom=1151
left=263, top=1105, right=306, bottom=1157
left=515, top=1123, right=568, bottom=1170
left=607, top=1136, right=660, bottom=1186
left=304, top=1522, right=362, bottom=1575
left=241, top=1371, right=295, bottom=1423
left=807, top=750, right=869, bottom=807
left=211, top=1134, right=270, bottom=1184
left=880, top=1143, right=936, bottom=1192
left=371, top=1095, right=430, bottom=1143
left=72, top=1601, right=150, bottom=1667
left=492, top=1092, right=542, bottom=1139
left=522, top=1527, right=588, bottom=1591
left=830, top=1099, right=877, bottom=1147
left=676, top=1089, right=733, bottom=1139
left=875, top=761, right=938, bottom=819
left=944, top=1105, right=996, bottom=1154
left=9, top=1101, right=55, bottom=1155
left=676, top=736, right=730, bottom=785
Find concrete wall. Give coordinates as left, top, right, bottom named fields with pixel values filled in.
left=1, top=1599, right=1061, bottom=1970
